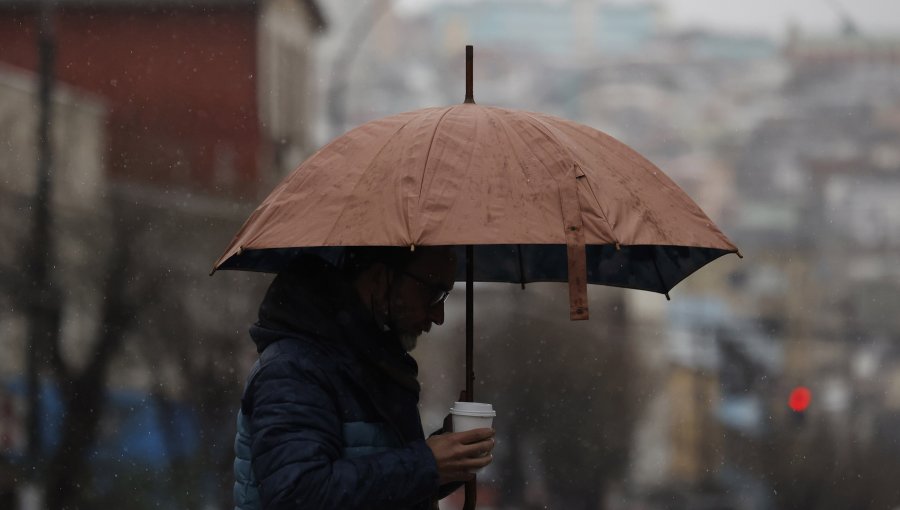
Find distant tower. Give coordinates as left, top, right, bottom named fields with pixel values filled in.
left=824, top=0, right=860, bottom=36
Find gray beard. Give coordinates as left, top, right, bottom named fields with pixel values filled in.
left=399, top=333, right=419, bottom=352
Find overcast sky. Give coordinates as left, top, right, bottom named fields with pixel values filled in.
left=395, top=0, right=900, bottom=39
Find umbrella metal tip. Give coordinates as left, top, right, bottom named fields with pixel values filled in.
left=464, top=44, right=475, bottom=104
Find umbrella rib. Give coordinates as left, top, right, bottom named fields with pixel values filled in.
left=574, top=161, right=620, bottom=246
left=412, top=106, right=457, bottom=241
left=483, top=107, right=559, bottom=231
left=540, top=114, right=709, bottom=238
left=651, top=249, right=672, bottom=299
left=418, top=106, right=455, bottom=199
left=520, top=111, right=619, bottom=243
left=322, top=113, right=429, bottom=245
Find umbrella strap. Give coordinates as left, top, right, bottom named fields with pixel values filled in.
left=561, top=164, right=589, bottom=320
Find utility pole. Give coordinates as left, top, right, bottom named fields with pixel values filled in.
left=25, top=0, right=60, bottom=476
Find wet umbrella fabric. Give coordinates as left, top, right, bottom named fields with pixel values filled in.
left=213, top=104, right=738, bottom=317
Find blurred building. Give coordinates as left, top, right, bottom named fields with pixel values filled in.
left=431, top=0, right=665, bottom=58
left=0, top=0, right=328, bottom=396
left=593, top=23, right=900, bottom=510
left=719, top=25, right=900, bottom=508
left=0, top=0, right=326, bottom=197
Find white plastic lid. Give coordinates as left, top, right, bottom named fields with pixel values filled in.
left=450, top=401, right=496, bottom=417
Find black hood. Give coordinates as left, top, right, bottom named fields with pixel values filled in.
left=250, top=255, right=363, bottom=353
left=249, top=255, right=420, bottom=394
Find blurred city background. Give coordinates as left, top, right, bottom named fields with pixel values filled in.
left=2, top=0, right=900, bottom=508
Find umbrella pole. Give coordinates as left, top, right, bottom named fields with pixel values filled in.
left=465, top=244, right=474, bottom=402
left=462, top=46, right=477, bottom=510
left=464, top=243, right=476, bottom=510
left=464, top=46, right=475, bottom=403
left=464, top=45, right=475, bottom=104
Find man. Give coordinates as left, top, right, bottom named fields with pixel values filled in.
left=233, top=246, right=495, bottom=510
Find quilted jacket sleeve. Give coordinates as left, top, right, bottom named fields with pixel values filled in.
left=247, top=353, right=440, bottom=510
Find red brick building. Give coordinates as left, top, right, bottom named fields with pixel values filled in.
left=0, top=0, right=325, bottom=197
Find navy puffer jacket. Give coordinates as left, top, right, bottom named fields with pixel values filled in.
left=233, top=257, right=441, bottom=510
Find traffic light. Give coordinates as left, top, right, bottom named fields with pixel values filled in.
left=788, top=386, right=811, bottom=424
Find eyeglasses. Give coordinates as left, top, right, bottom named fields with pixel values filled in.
left=401, top=270, right=452, bottom=306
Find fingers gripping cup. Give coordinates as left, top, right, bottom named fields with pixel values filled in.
left=450, top=402, right=496, bottom=473
left=450, top=401, right=496, bottom=433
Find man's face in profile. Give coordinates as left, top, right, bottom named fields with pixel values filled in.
left=388, top=247, right=456, bottom=351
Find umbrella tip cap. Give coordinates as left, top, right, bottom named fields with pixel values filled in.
left=464, top=45, right=476, bottom=104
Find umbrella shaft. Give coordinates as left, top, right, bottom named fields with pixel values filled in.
left=466, top=245, right=474, bottom=402
left=464, top=45, right=475, bottom=104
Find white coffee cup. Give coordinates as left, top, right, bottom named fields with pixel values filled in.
left=450, top=401, right=496, bottom=433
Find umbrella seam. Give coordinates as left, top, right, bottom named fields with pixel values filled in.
left=321, top=112, right=434, bottom=245
left=573, top=161, right=621, bottom=246
left=418, top=106, right=456, bottom=199
left=231, top=112, right=435, bottom=254
left=521, top=111, right=619, bottom=243
left=509, top=111, right=571, bottom=189
left=414, top=106, right=457, bottom=241
left=519, top=111, right=579, bottom=169
left=494, top=109, right=591, bottom=247
left=424, top=108, right=484, bottom=243
left=483, top=107, right=561, bottom=236
left=535, top=113, right=727, bottom=248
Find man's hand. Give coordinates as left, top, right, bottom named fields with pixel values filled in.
left=425, top=428, right=495, bottom=484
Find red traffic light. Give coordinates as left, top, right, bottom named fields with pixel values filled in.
left=788, top=386, right=811, bottom=412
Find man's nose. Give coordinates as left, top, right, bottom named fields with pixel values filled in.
left=429, top=302, right=445, bottom=325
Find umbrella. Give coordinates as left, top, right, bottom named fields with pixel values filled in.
left=213, top=46, right=739, bottom=508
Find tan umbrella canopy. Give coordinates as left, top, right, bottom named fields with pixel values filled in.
left=215, top=104, right=730, bottom=251
left=213, top=84, right=738, bottom=319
